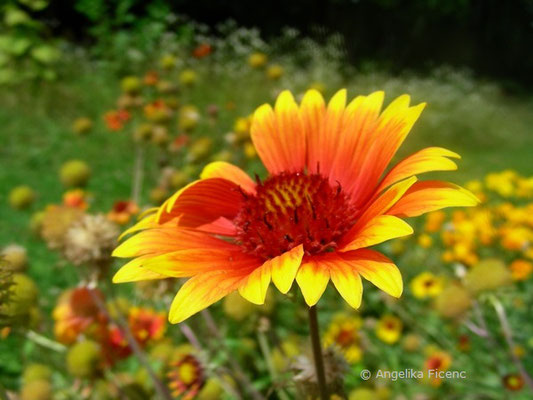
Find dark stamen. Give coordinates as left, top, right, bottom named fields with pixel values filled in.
left=238, top=186, right=249, bottom=199
left=306, top=195, right=317, bottom=219
left=335, top=181, right=342, bottom=197
left=263, top=213, right=273, bottom=230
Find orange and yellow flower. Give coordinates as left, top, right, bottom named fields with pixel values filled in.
left=53, top=287, right=107, bottom=344
left=113, top=89, right=477, bottom=323
left=167, top=354, right=205, bottom=399
left=105, top=307, right=166, bottom=360
left=107, top=200, right=139, bottom=225
left=375, top=315, right=403, bottom=344
left=143, top=70, right=159, bottom=86
left=509, top=259, right=533, bottom=281
left=104, top=109, right=131, bottom=131
left=323, top=313, right=363, bottom=363
left=410, top=272, right=444, bottom=299
left=63, top=189, right=89, bottom=210
left=417, top=233, right=433, bottom=248
left=503, top=374, right=525, bottom=391
left=424, top=348, right=452, bottom=386
left=127, top=306, right=166, bottom=345
left=424, top=210, right=446, bottom=233
left=192, top=43, right=212, bottom=59
left=144, top=100, right=172, bottom=122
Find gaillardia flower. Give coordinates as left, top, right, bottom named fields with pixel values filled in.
left=167, top=354, right=205, bottom=399
left=113, top=89, right=478, bottom=323
left=323, top=314, right=363, bottom=363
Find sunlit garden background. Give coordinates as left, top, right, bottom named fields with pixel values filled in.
left=1, top=1, right=533, bottom=399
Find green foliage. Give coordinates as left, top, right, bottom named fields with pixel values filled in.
left=0, top=0, right=61, bottom=84
left=0, top=261, right=14, bottom=329
left=73, top=0, right=188, bottom=70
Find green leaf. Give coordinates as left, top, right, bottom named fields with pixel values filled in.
left=0, top=68, right=17, bottom=84
left=0, top=36, right=32, bottom=56
left=18, top=0, right=50, bottom=11
left=4, top=7, right=32, bottom=27
left=31, top=45, right=61, bottom=64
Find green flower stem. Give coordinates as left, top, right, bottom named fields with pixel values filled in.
left=26, top=330, right=66, bottom=352
left=308, top=305, right=328, bottom=400
left=200, top=310, right=266, bottom=400
left=257, top=328, right=291, bottom=400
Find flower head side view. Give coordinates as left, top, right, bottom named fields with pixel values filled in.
left=112, top=89, right=479, bottom=324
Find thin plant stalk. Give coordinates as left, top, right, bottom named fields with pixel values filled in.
left=200, top=310, right=266, bottom=400
left=26, top=330, right=66, bottom=352
left=256, top=328, right=291, bottom=400
left=86, top=281, right=173, bottom=400
left=131, top=144, right=144, bottom=205
left=490, top=296, right=533, bottom=392
left=179, top=322, right=243, bottom=400
left=180, top=323, right=203, bottom=349
left=308, top=305, right=328, bottom=400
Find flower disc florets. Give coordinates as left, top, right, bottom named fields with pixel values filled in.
left=234, top=172, right=358, bottom=259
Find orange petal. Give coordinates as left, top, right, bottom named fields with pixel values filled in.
left=321, top=89, right=347, bottom=172
left=238, top=262, right=272, bottom=304
left=328, top=91, right=384, bottom=187
left=237, top=245, right=304, bottom=303
left=349, top=98, right=425, bottom=204
left=157, top=178, right=244, bottom=226
left=329, top=259, right=363, bottom=309
left=340, top=249, right=403, bottom=298
left=270, top=244, right=304, bottom=294
left=388, top=181, right=479, bottom=217
left=296, top=256, right=331, bottom=306
left=305, top=89, right=346, bottom=175
left=200, top=162, right=256, bottom=194
left=377, top=147, right=460, bottom=191
left=169, top=268, right=255, bottom=323
left=113, top=228, right=235, bottom=258
left=356, top=176, right=417, bottom=228
left=300, top=89, right=325, bottom=174
left=140, top=248, right=260, bottom=278
left=251, top=90, right=306, bottom=174
left=194, top=217, right=237, bottom=236
left=340, top=215, right=413, bottom=252
left=113, top=256, right=168, bottom=283
left=118, top=212, right=158, bottom=240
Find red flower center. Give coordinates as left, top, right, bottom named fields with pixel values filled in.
left=234, top=172, right=358, bottom=260
left=426, top=356, right=443, bottom=370
left=113, top=201, right=129, bottom=213
left=336, top=329, right=356, bottom=347
left=423, top=279, right=435, bottom=288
